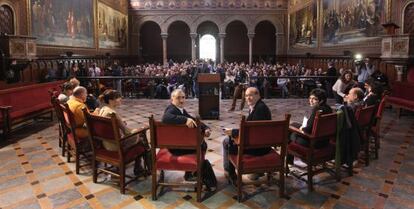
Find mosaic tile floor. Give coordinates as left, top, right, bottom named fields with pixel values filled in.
left=1, top=99, right=414, bottom=209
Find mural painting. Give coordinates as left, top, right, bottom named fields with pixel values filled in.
left=289, top=1, right=318, bottom=48
left=98, top=2, right=127, bottom=49
left=323, top=0, right=385, bottom=46
left=31, top=0, right=94, bottom=47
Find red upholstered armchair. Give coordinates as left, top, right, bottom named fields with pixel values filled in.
left=51, top=96, right=67, bottom=157
left=288, top=112, right=338, bottom=191
left=371, top=96, right=387, bottom=159
left=60, top=103, right=90, bottom=174
left=149, top=115, right=204, bottom=202
left=229, top=114, right=291, bottom=202
left=387, top=76, right=414, bottom=118
left=83, top=109, right=147, bottom=194
left=355, top=105, right=376, bottom=166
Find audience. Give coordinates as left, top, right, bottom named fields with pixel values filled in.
left=363, top=79, right=382, bottom=106
left=345, top=87, right=365, bottom=111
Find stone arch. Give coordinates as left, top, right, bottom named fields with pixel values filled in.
left=402, top=0, right=414, bottom=34
left=132, top=16, right=163, bottom=34
left=252, top=15, right=284, bottom=34
left=190, top=15, right=221, bottom=34
left=161, top=15, right=192, bottom=34
left=220, top=15, right=251, bottom=34
left=0, top=1, right=17, bottom=34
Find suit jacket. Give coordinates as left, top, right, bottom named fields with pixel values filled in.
left=302, top=103, right=333, bottom=134
left=162, top=104, right=208, bottom=131
left=161, top=104, right=208, bottom=155
left=232, top=99, right=272, bottom=156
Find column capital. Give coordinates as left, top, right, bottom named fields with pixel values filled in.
left=190, top=33, right=198, bottom=39
left=247, top=33, right=255, bottom=39
left=275, top=32, right=284, bottom=36
left=218, top=33, right=226, bottom=38
left=161, top=33, right=168, bottom=39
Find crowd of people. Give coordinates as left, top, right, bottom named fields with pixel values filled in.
left=62, top=59, right=386, bottom=104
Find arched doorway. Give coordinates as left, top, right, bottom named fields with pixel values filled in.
left=0, top=4, right=14, bottom=35
left=225, top=21, right=248, bottom=62
left=254, top=21, right=276, bottom=64
left=199, top=34, right=216, bottom=61
left=140, top=21, right=162, bottom=64
left=196, top=21, right=219, bottom=61
left=167, top=21, right=191, bottom=63
left=404, top=3, right=414, bottom=34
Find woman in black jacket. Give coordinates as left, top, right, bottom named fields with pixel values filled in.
left=293, top=88, right=333, bottom=147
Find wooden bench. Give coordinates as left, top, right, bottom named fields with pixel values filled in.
left=0, top=81, right=64, bottom=140
left=387, top=81, right=414, bottom=118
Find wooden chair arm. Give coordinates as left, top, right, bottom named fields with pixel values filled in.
left=120, top=131, right=140, bottom=142
left=289, top=126, right=313, bottom=139
left=0, top=106, right=12, bottom=110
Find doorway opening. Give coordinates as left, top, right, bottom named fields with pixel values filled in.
left=199, top=34, right=216, bottom=61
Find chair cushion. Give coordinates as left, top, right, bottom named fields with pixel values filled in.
left=96, top=144, right=146, bottom=163
left=288, top=142, right=335, bottom=160
left=155, top=148, right=203, bottom=171
left=387, top=97, right=414, bottom=109
left=229, top=149, right=282, bottom=170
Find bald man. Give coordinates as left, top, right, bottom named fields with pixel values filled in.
left=223, top=87, right=272, bottom=181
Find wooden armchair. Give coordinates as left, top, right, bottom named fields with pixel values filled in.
left=51, top=96, right=67, bottom=156
left=60, top=103, right=91, bottom=174
left=288, top=112, right=338, bottom=191
left=355, top=105, right=376, bottom=166
left=371, top=96, right=387, bottom=159
left=229, top=114, right=291, bottom=202
left=149, top=115, right=204, bottom=202
left=83, top=109, right=148, bottom=194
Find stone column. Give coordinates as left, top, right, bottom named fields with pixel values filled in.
left=161, top=33, right=168, bottom=66
left=190, top=33, right=198, bottom=61
left=248, top=33, right=255, bottom=66
left=219, top=33, right=226, bottom=64
left=275, top=33, right=285, bottom=58
left=395, top=65, right=405, bottom=82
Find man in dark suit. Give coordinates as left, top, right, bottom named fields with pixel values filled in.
left=162, top=89, right=211, bottom=180
left=162, top=89, right=211, bottom=155
left=222, top=87, right=272, bottom=180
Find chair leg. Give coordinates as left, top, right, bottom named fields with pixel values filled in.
left=151, top=169, right=158, bottom=200
left=279, top=170, right=285, bottom=198
left=365, top=137, right=370, bottom=166
left=75, top=150, right=80, bottom=174
left=374, top=135, right=379, bottom=159
left=120, top=166, right=126, bottom=194
left=307, top=164, right=314, bottom=191
left=196, top=170, right=202, bottom=202
left=267, top=172, right=272, bottom=186
left=237, top=172, right=243, bottom=202
left=92, top=159, right=98, bottom=183
left=67, top=147, right=71, bottom=163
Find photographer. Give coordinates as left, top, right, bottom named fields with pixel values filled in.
left=355, top=58, right=375, bottom=89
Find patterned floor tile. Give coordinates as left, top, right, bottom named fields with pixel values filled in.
left=0, top=99, right=413, bottom=209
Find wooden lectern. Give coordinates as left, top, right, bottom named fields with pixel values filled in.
left=198, top=74, right=220, bottom=120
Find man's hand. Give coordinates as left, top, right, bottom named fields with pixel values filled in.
left=186, top=118, right=197, bottom=128
left=224, top=128, right=232, bottom=136
left=204, top=129, right=211, bottom=137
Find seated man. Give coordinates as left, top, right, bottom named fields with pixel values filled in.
left=162, top=89, right=211, bottom=179
left=222, top=87, right=272, bottom=180
left=345, top=87, right=365, bottom=111
left=67, top=86, right=93, bottom=139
